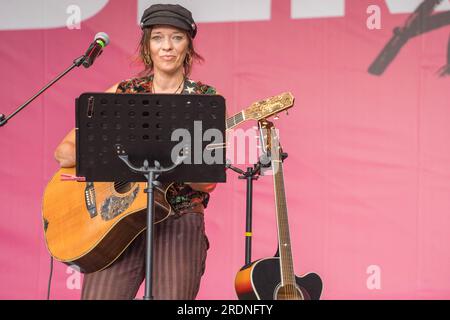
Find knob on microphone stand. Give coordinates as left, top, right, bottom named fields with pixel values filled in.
left=0, top=32, right=110, bottom=128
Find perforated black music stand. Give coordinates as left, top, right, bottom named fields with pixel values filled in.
left=75, top=92, right=226, bottom=300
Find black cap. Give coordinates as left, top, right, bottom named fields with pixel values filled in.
left=140, top=4, right=197, bottom=38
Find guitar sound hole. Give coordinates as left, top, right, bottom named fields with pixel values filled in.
left=114, top=182, right=133, bottom=194
left=275, top=284, right=306, bottom=300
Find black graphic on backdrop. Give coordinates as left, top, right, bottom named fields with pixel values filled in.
left=369, top=0, right=450, bottom=76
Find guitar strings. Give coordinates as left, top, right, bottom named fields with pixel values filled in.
left=269, top=127, right=291, bottom=299
left=278, top=161, right=297, bottom=299
left=271, top=129, right=299, bottom=300
left=276, top=163, right=294, bottom=299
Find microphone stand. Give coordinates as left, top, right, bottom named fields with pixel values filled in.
left=0, top=55, right=87, bottom=128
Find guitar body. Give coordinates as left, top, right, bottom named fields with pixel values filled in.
left=42, top=167, right=172, bottom=273
left=235, top=120, right=323, bottom=300
left=235, top=257, right=323, bottom=300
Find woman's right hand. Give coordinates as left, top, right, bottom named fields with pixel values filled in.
left=54, top=129, right=76, bottom=167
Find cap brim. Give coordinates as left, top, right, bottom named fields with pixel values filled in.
left=142, top=16, right=191, bottom=33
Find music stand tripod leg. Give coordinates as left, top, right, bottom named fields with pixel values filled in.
left=118, top=156, right=185, bottom=300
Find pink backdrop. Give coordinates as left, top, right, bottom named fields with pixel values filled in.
left=1, top=0, right=450, bottom=299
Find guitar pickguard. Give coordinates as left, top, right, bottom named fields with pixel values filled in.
left=100, top=185, right=140, bottom=221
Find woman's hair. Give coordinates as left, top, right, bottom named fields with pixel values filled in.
left=137, top=26, right=204, bottom=77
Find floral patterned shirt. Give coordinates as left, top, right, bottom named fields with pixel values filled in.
left=116, top=74, right=217, bottom=95
left=116, top=74, right=216, bottom=212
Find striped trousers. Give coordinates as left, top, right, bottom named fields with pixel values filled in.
left=81, top=212, right=209, bottom=300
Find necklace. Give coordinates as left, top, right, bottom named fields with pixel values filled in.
left=151, top=77, right=185, bottom=94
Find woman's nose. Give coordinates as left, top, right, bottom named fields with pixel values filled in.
left=161, top=38, right=173, bottom=50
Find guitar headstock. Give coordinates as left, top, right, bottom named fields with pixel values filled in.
left=244, top=92, right=294, bottom=121
left=258, top=119, right=282, bottom=163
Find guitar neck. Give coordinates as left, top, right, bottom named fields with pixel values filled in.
left=272, top=154, right=297, bottom=286
left=226, top=111, right=245, bottom=130
left=226, top=92, right=295, bottom=130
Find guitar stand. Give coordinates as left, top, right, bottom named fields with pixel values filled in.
left=118, top=151, right=186, bottom=300
left=226, top=154, right=272, bottom=266
left=226, top=152, right=288, bottom=266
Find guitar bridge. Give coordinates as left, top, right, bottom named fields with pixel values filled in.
left=85, top=182, right=98, bottom=218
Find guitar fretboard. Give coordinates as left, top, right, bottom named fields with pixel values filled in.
left=269, top=127, right=296, bottom=295
left=226, top=112, right=244, bottom=129
left=271, top=134, right=297, bottom=288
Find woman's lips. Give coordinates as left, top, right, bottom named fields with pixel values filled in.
left=161, top=55, right=176, bottom=60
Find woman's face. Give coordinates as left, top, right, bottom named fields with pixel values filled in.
left=149, top=25, right=189, bottom=75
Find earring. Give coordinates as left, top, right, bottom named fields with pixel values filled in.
left=185, top=52, right=192, bottom=66
left=143, top=54, right=152, bottom=66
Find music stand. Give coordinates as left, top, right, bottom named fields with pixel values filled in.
left=75, top=92, right=226, bottom=300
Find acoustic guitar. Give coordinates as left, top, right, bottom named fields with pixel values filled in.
left=42, top=93, right=294, bottom=273
left=235, top=120, right=323, bottom=300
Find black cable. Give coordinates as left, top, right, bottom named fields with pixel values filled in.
left=47, top=256, right=53, bottom=300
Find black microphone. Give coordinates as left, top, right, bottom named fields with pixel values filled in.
left=82, top=32, right=110, bottom=68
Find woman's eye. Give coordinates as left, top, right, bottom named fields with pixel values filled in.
left=173, top=36, right=183, bottom=41
left=151, top=36, right=161, bottom=40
